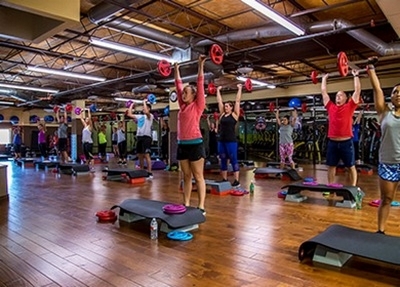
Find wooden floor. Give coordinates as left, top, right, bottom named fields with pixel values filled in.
left=1, top=158, right=400, bottom=287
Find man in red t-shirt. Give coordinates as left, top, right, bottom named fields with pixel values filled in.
left=321, top=69, right=361, bottom=186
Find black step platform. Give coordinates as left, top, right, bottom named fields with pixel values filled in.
left=299, top=224, right=400, bottom=267
left=267, top=161, right=298, bottom=169
left=59, top=163, right=90, bottom=175
left=15, top=157, right=37, bottom=168
left=111, top=199, right=206, bottom=233
left=103, top=168, right=148, bottom=182
left=281, top=182, right=364, bottom=208
left=254, top=167, right=302, bottom=181
left=34, top=160, right=59, bottom=171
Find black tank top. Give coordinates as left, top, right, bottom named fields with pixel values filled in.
left=219, top=114, right=237, bottom=142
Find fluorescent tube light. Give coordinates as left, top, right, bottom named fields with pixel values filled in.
left=237, top=76, right=276, bottom=89
left=0, top=83, right=59, bottom=93
left=241, top=0, right=305, bottom=36
left=114, top=97, right=131, bottom=102
left=0, top=101, right=14, bottom=106
left=28, top=66, right=106, bottom=82
left=90, top=38, right=174, bottom=62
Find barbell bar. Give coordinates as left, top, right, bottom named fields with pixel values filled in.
left=310, top=51, right=378, bottom=84
left=124, top=94, right=157, bottom=108
left=157, top=44, right=225, bottom=78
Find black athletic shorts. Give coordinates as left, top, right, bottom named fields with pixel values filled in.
left=177, top=142, right=205, bottom=161
left=136, top=136, right=152, bottom=154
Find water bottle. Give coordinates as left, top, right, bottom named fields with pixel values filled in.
left=150, top=218, right=158, bottom=239
left=249, top=180, right=255, bottom=195
left=355, top=188, right=362, bottom=210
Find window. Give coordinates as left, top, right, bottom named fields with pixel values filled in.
left=0, top=128, right=11, bottom=144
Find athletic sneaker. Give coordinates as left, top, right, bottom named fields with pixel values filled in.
left=118, top=160, right=122, bottom=165
left=90, top=167, right=95, bottom=173
left=232, top=180, right=240, bottom=187
left=147, top=172, right=153, bottom=179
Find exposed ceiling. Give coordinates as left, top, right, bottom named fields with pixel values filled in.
left=0, top=0, right=400, bottom=111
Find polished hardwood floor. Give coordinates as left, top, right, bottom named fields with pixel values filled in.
left=1, top=158, right=400, bottom=287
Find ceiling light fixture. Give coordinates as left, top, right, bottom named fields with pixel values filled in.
left=237, top=62, right=254, bottom=75
left=241, top=0, right=305, bottom=36
left=114, top=97, right=131, bottom=102
left=90, top=38, right=174, bottom=62
left=27, top=66, right=106, bottom=82
left=237, top=76, right=276, bottom=89
left=0, top=83, right=59, bottom=93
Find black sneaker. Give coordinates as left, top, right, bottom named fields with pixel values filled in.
left=232, top=180, right=240, bottom=187
left=197, top=207, right=206, bottom=216
left=147, top=172, right=153, bottom=179
left=118, top=160, right=122, bottom=165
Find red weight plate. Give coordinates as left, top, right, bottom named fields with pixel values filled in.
left=311, top=70, right=319, bottom=84
left=210, top=44, right=224, bottom=65
left=269, top=102, right=275, bottom=112
left=245, top=78, right=252, bottom=92
left=337, top=51, right=349, bottom=77
left=301, top=102, right=307, bottom=113
left=157, top=60, right=172, bottom=77
left=213, top=112, right=219, bottom=120
left=208, top=83, right=216, bottom=95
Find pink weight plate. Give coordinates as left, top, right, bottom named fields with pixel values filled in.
left=326, top=183, right=343, bottom=188
left=162, top=204, right=187, bottom=214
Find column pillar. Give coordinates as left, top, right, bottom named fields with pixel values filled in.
left=71, top=100, right=85, bottom=163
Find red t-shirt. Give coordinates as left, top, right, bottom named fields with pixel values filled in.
left=325, top=98, right=358, bottom=139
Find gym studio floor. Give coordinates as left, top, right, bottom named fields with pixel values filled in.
left=1, top=159, right=399, bottom=287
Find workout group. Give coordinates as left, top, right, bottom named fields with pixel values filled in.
left=11, top=55, right=400, bottom=232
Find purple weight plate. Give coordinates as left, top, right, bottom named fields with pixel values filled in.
left=303, top=181, right=318, bottom=186
left=326, top=183, right=343, bottom=188
left=163, top=204, right=187, bottom=214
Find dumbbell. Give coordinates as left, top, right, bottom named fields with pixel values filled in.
left=310, top=52, right=378, bottom=84
left=125, top=94, right=157, bottom=108
left=157, top=44, right=224, bottom=77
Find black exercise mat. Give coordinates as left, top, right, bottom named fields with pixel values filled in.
left=282, top=182, right=361, bottom=200
left=253, top=167, right=286, bottom=173
left=111, top=199, right=206, bottom=228
left=299, top=224, right=400, bottom=265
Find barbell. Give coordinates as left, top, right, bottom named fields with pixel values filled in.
left=124, top=94, right=157, bottom=108
left=310, top=51, right=378, bottom=84
left=207, top=78, right=253, bottom=96
left=268, top=101, right=308, bottom=113
left=156, top=44, right=224, bottom=78
left=54, top=103, right=97, bottom=115
left=53, top=103, right=73, bottom=113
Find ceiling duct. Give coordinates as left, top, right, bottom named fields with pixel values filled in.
left=88, top=0, right=139, bottom=25
left=0, top=0, right=80, bottom=43
left=88, top=1, right=188, bottom=49
left=194, top=25, right=292, bottom=47
left=0, top=88, right=28, bottom=102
